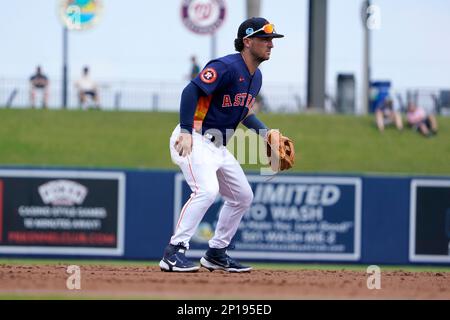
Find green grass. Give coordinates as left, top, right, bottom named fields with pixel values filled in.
left=251, top=262, right=450, bottom=272
left=0, top=108, right=449, bottom=175
left=0, top=109, right=178, bottom=169
left=256, top=112, right=450, bottom=175
left=0, top=258, right=157, bottom=266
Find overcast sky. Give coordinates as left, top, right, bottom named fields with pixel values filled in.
left=1, top=0, right=450, bottom=93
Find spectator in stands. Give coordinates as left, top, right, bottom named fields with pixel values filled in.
left=75, top=66, right=100, bottom=110
left=29, top=66, right=49, bottom=109
left=190, top=56, right=200, bottom=80
left=406, top=102, right=438, bottom=137
left=375, top=97, right=403, bottom=132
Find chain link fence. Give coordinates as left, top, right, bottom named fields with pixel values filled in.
left=0, top=77, right=308, bottom=113
left=1, top=77, right=448, bottom=115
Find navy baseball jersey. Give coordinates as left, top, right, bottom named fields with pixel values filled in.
left=192, top=53, right=262, bottom=144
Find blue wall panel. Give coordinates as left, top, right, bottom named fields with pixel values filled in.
left=124, top=170, right=174, bottom=259
left=361, top=177, right=411, bottom=264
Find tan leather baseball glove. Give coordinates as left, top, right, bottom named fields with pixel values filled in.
left=266, top=130, right=296, bottom=172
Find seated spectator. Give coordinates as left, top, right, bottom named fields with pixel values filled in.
left=375, top=97, right=403, bottom=132
left=75, top=66, right=100, bottom=109
left=29, top=66, right=49, bottom=109
left=406, top=103, right=438, bottom=137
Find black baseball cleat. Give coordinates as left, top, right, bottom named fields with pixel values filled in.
left=159, top=243, right=200, bottom=272
left=200, top=247, right=252, bottom=273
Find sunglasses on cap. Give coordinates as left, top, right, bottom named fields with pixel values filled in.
left=243, top=23, right=275, bottom=39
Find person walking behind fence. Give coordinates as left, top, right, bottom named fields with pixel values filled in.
left=29, top=66, right=49, bottom=109
left=190, top=56, right=200, bottom=80
left=75, top=66, right=100, bottom=110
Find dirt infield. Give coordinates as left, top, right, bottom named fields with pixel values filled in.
left=0, top=264, right=449, bottom=299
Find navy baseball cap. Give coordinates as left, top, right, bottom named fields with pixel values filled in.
left=237, top=17, right=284, bottom=39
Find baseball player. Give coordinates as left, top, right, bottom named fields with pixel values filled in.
left=160, top=17, right=284, bottom=273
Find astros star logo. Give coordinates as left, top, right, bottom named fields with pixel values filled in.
left=200, top=68, right=218, bottom=84
left=204, top=72, right=213, bottom=80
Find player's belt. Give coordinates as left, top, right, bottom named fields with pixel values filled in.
left=204, top=132, right=223, bottom=148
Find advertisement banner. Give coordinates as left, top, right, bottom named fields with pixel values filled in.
left=174, top=174, right=362, bottom=261
left=409, top=179, right=450, bottom=263
left=0, top=170, right=125, bottom=256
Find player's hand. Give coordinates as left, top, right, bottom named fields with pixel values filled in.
left=174, top=132, right=193, bottom=157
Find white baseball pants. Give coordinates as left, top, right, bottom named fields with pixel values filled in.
left=169, top=125, right=253, bottom=249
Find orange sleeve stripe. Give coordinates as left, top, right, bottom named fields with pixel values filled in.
left=193, top=95, right=212, bottom=131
